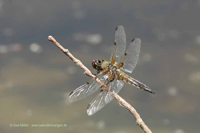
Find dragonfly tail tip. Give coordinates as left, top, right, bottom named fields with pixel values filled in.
left=151, top=91, right=156, bottom=95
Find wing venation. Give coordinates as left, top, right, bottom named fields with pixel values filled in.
left=122, top=38, right=141, bottom=73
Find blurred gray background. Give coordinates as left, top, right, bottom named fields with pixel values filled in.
left=0, top=0, right=200, bottom=133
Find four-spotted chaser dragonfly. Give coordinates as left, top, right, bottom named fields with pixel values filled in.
left=68, top=26, right=155, bottom=116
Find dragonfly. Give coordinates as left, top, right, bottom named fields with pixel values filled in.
left=68, top=25, right=155, bottom=116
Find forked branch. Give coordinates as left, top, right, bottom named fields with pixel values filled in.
left=48, top=35, right=152, bottom=133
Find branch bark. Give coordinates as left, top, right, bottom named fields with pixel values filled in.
left=48, top=35, right=152, bottom=133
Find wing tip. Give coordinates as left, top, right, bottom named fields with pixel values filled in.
left=67, top=94, right=73, bottom=103
left=87, top=111, right=93, bottom=116
left=87, top=103, right=91, bottom=109
left=69, top=91, right=73, bottom=96
left=87, top=104, right=94, bottom=116
left=131, top=38, right=135, bottom=42
left=115, top=25, right=124, bottom=31
left=131, top=38, right=141, bottom=44
left=115, top=26, right=118, bottom=31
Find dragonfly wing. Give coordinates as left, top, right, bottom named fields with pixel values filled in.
left=104, top=80, right=124, bottom=103
left=87, top=80, right=124, bottom=116
left=68, top=73, right=109, bottom=102
left=122, top=38, right=141, bottom=73
left=87, top=89, right=107, bottom=116
left=110, top=26, right=126, bottom=63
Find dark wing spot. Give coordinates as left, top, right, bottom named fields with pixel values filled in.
left=131, top=38, right=135, bottom=42
left=69, top=91, right=73, bottom=96
left=86, top=82, right=90, bottom=84
left=100, top=89, right=103, bottom=92
left=87, top=104, right=91, bottom=109
left=114, top=42, right=117, bottom=45
left=115, top=26, right=118, bottom=31
left=124, top=53, right=127, bottom=56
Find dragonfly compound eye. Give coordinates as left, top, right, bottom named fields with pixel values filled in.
left=92, top=60, right=98, bottom=69
left=92, top=60, right=102, bottom=70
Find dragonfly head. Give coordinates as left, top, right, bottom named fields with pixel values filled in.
left=92, top=60, right=103, bottom=70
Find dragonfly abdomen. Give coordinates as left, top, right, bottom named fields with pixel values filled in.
left=117, top=70, right=155, bottom=94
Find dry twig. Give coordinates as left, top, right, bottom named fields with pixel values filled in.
left=48, top=35, right=152, bottom=133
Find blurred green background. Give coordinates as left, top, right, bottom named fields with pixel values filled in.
left=0, top=0, right=200, bottom=133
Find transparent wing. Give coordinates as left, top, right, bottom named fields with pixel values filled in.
left=68, top=73, right=110, bottom=102
left=122, top=38, right=141, bottom=73
left=87, top=80, right=124, bottom=116
left=87, top=90, right=107, bottom=116
left=104, top=80, right=124, bottom=103
left=110, top=26, right=126, bottom=63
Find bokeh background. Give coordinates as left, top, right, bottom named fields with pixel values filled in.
left=0, top=0, right=200, bottom=133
